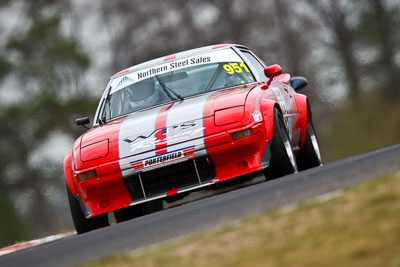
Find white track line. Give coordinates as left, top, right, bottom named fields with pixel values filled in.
left=0, top=232, right=74, bottom=256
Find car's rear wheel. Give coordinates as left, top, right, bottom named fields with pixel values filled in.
left=66, top=185, right=109, bottom=234
left=114, top=204, right=145, bottom=223
left=265, top=109, right=298, bottom=179
left=296, top=113, right=323, bottom=171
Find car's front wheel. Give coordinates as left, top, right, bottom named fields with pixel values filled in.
left=66, top=185, right=109, bottom=234
left=265, top=109, right=298, bottom=179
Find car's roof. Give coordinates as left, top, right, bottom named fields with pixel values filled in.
left=111, top=44, right=249, bottom=79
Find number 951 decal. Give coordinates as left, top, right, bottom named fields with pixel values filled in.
left=223, top=62, right=250, bottom=74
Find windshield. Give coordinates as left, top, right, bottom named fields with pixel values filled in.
left=100, top=49, right=255, bottom=121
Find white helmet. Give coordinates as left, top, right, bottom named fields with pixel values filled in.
left=127, top=78, right=159, bottom=109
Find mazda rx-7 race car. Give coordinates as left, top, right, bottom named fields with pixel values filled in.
left=64, top=44, right=322, bottom=234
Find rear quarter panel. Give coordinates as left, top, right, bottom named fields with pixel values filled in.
left=294, top=93, right=310, bottom=148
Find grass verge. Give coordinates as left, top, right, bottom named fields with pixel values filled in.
left=81, top=174, right=400, bottom=267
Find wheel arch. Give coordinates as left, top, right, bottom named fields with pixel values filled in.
left=260, top=99, right=283, bottom=141
left=64, top=151, right=77, bottom=195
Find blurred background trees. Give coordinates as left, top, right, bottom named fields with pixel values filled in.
left=0, top=0, right=399, bottom=247
left=0, top=0, right=96, bottom=244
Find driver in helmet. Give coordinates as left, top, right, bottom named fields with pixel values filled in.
left=126, top=78, right=160, bottom=110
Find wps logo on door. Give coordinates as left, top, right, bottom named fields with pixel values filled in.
left=130, top=146, right=195, bottom=173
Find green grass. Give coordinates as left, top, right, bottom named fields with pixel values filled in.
left=80, top=174, right=400, bottom=267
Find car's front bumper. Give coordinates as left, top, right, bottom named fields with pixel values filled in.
left=75, top=121, right=269, bottom=218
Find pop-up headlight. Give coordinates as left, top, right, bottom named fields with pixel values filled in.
left=80, top=139, right=109, bottom=162
left=214, top=106, right=244, bottom=126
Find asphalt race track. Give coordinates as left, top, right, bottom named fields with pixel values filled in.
left=1, top=144, right=400, bottom=267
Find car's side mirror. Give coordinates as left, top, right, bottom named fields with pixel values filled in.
left=76, top=117, right=90, bottom=129
left=290, top=76, right=308, bottom=91
left=262, top=64, right=282, bottom=89
left=264, top=64, right=282, bottom=78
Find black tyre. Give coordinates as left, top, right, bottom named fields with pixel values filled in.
left=266, top=109, right=298, bottom=179
left=114, top=204, right=145, bottom=223
left=66, top=185, right=109, bottom=234
left=296, top=114, right=323, bottom=171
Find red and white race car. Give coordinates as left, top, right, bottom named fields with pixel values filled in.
left=64, top=44, right=322, bottom=233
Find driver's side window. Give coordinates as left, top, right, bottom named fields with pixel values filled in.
left=240, top=51, right=268, bottom=82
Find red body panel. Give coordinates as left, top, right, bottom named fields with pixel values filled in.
left=260, top=99, right=279, bottom=142
left=70, top=117, right=133, bottom=217
left=64, top=151, right=76, bottom=195
left=294, top=94, right=310, bottom=148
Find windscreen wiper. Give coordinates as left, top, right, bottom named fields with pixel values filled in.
left=155, top=75, right=184, bottom=101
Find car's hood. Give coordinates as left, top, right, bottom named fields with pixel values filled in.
left=80, top=85, right=253, bottom=154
